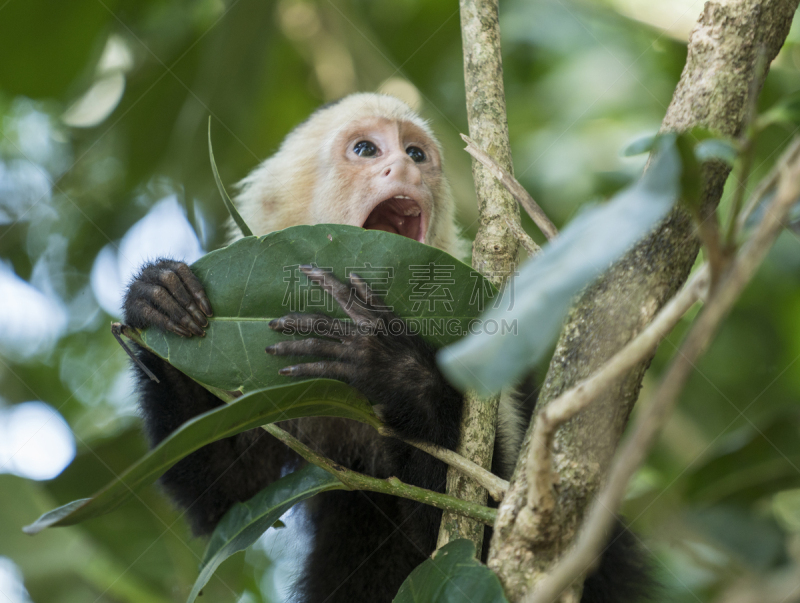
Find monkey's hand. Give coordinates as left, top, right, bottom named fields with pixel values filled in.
left=266, top=266, right=462, bottom=445
left=123, top=260, right=213, bottom=337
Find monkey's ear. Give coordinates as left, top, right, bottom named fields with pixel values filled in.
left=208, top=117, right=254, bottom=238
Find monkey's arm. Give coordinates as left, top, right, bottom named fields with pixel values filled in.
left=124, top=259, right=290, bottom=535
left=266, top=266, right=464, bottom=494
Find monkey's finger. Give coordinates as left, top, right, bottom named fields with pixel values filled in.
left=348, top=273, right=392, bottom=317
left=173, top=262, right=213, bottom=317
left=277, top=361, right=354, bottom=382
left=128, top=281, right=206, bottom=337
left=155, top=266, right=210, bottom=329
left=269, top=314, right=354, bottom=340
left=127, top=299, right=194, bottom=337
left=299, top=266, right=372, bottom=324
left=266, top=339, right=355, bottom=360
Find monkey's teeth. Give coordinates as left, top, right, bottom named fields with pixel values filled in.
left=364, top=196, right=423, bottom=241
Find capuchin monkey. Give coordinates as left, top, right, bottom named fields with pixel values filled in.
left=124, top=93, right=648, bottom=603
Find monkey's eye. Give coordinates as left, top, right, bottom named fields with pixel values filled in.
left=406, top=146, right=426, bottom=163
left=353, top=141, right=378, bottom=157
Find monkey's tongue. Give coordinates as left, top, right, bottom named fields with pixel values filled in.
left=363, top=198, right=422, bottom=241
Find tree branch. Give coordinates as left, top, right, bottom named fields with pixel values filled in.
left=487, top=1, right=799, bottom=599
left=525, top=265, right=708, bottom=519
left=440, top=0, right=520, bottom=552
left=504, top=216, right=542, bottom=256
left=526, top=138, right=800, bottom=603
left=262, top=424, right=497, bottom=526
left=390, top=432, right=509, bottom=501
left=738, top=138, right=800, bottom=232
left=462, top=134, right=558, bottom=241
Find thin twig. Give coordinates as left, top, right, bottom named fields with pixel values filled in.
left=738, top=137, right=800, bottom=232
left=525, top=265, right=709, bottom=516
left=263, top=424, right=497, bottom=526
left=697, top=215, right=727, bottom=289
left=385, top=431, right=509, bottom=501
left=504, top=216, right=542, bottom=256
left=526, top=138, right=800, bottom=603
left=111, top=323, right=159, bottom=383
left=462, top=134, right=559, bottom=241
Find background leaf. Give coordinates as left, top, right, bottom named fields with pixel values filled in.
left=684, top=413, right=800, bottom=506
left=621, top=133, right=656, bottom=157
left=393, top=539, right=508, bottom=603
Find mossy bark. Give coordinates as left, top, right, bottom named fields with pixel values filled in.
left=487, top=1, right=800, bottom=599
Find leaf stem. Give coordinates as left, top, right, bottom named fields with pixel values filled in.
left=386, top=430, right=510, bottom=501
left=263, top=424, right=497, bottom=526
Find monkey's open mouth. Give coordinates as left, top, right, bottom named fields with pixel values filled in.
left=363, top=196, right=425, bottom=242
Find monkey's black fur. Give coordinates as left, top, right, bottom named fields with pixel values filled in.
left=125, top=259, right=651, bottom=603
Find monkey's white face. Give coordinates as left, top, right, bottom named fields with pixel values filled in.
left=314, top=116, right=443, bottom=244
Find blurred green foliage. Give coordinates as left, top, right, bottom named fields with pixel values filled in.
left=1, top=0, right=800, bottom=601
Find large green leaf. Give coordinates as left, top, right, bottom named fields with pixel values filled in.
left=24, top=380, right=374, bottom=534
left=138, top=225, right=494, bottom=394
left=187, top=464, right=343, bottom=603
left=393, top=539, right=508, bottom=603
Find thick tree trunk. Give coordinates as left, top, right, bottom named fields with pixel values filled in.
left=487, top=1, right=800, bottom=600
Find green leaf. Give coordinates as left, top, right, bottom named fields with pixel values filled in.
left=209, top=117, right=253, bottom=238
left=187, top=465, right=343, bottom=603
left=23, top=380, right=374, bottom=534
left=684, top=414, right=800, bottom=505
left=684, top=506, right=784, bottom=571
left=138, top=225, right=495, bottom=394
left=438, top=137, right=681, bottom=395
left=758, top=91, right=800, bottom=129
left=694, top=138, right=738, bottom=166
left=621, top=133, right=656, bottom=157
left=773, top=489, right=800, bottom=532
left=675, top=132, right=702, bottom=210
left=393, top=539, right=508, bottom=603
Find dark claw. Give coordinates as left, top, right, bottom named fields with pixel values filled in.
left=186, top=302, right=209, bottom=328
left=166, top=319, right=193, bottom=338
left=174, top=262, right=213, bottom=317
left=183, top=316, right=206, bottom=337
